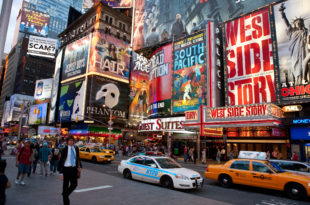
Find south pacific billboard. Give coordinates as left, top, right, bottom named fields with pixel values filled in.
left=58, top=79, right=86, bottom=122
left=62, top=35, right=90, bottom=81
left=20, top=8, right=50, bottom=37
left=225, top=8, right=276, bottom=106
left=88, top=32, right=130, bottom=83
left=84, top=75, right=129, bottom=123
left=148, top=44, right=172, bottom=117
left=273, top=0, right=310, bottom=102
left=172, top=31, right=206, bottom=113
left=132, top=0, right=282, bottom=50
left=129, top=52, right=149, bottom=124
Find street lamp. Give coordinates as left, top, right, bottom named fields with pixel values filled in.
left=103, top=104, right=113, bottom=148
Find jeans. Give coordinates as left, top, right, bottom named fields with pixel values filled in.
left=184, top=154, right=188, bottom=163
left=50, top=160, right=58, bottom=173
left=32, top=159, right=38, bottom=173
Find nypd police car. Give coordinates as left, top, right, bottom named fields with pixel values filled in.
left=118, top=156, right=203, bottom=189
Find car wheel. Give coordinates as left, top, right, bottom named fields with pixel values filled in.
left=219, top=174, right=232, bottom=188
left=285, top=183, right=306, bottom=200
left=123, top=169, right=132, bottom=179
left=160, top=176, right=173, bottom=189
left=92, top=156, right=97, bottom=163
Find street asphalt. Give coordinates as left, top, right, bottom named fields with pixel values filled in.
left=2, top=153, right=310, bottom=205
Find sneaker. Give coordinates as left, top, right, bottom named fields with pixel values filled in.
left=20, top=181, right=25, bottom=185
left=15, top=179, right=19, bottom=184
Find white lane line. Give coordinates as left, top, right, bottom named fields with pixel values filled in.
left=74, top=185, right=112, bottom=193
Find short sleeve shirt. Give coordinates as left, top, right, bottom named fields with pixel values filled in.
left=19, top=147, right=32, bottom=164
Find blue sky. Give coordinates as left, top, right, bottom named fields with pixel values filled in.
left=0, top=0, right=23, bottom=54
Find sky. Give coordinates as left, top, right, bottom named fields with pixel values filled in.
left=0, top=0, right=23, bottom=54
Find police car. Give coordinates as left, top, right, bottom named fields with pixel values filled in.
left=118, top=156, right=203, bottom=189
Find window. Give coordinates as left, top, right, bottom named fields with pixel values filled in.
left=109, top=17, right=113, bottom=25
left=252, top=162, right=271, bottom=173
left=105, top=15, right=109, bottom=22
left=123, top=35, right=127, bottom=42
left=23, top=79, right=28, bottom=83
left=116, top=32, right=120, bottom=38
left=86, top=148, right=90, bottom=152
left=278, top=162, right=295, bottom=170
left=294, top=163, right=308, bottom=172
left=145, top=158, right=157, bottom=167
left=230, top=161, right=249, bottom=171
left=131, top=157, right=144, bottom=165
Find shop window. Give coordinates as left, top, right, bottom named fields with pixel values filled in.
left=252, top=162, right=271, bottom=173
left=230, top=161, right=249, bottom=171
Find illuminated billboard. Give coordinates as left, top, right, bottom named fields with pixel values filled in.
left=132, top=0, right=282, bottom=50
left=148, top=44, right=172, bottom=116
left=274, top=0, right=310, bottom=102
left=88, top=32, right=130, bottom=83
left=62, top=35, right=90, bottom=81
left=28, top=103, right=48, bottom=125
left=83, top=0, right=132, bottom=13
left=224, top=8, right=276, bottom=106
left=172, top=31, right=206, bottom=113
left=20, top=8, right=50, bottom=37
left=27, top=35, right=57, bottom=59
left=34, top=78, right=53, bottom=100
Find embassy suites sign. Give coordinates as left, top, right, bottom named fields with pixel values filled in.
left=138, top=117, right=185, bottom=132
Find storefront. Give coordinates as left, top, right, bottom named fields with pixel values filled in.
left=184, top=103, right=289, bottom=159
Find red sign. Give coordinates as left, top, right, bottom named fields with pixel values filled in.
left=225, top=8, right=276, bottom=105
left=138, top=117, right=185, bottom=132
left=185, top=110, right=198, bottom=121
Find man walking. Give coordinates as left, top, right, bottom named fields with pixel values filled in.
left=15, top=139, right=33, bottom=185
left=39, top=142, right=50, bottom=176
left=58, top=136, right=82, bottom=205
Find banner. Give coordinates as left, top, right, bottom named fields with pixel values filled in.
left=83, top=0, right=132, bottom=13
left=49, top=50, right=63, bottom=123
left=20, top=8, right=50, bottom=37
left=172, top=31, right=206, bottom=113
left=88, top=32, right=130, bottom=83
left=129, top=52, right=149, bottom=124
left=225, top=8, right=276, bottom=106
left=8, top=94, right=34, bottom=122
left=138, top=117, right=185, bottom=132
left=132, top=0, right=282, bottom=50
left=84, top=75, right=129, bottom=123
left=62, top=35, right=90, bottom=81
left=27, top=36, right=57, bottom=58
left=34, top=78, right=53, bottom=100
left=58, top=79, right=86, bottom=122
left=274, top=0, right=310, bottom=102
left=148, top=44, right=172, bottom=116
left=28, top=103, right=48, bottom=125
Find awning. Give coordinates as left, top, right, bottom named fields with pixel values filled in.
left=69, top=126, right=122, bottom=137
left=226, top=139, right=289, bottom=144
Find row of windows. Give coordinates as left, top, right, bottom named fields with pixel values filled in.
left=102, top=12, right=128, bottom=32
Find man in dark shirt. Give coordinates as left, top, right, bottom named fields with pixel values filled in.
left=171, top=13, right=188, bottom=40
left=0, top=160, right=11, bottom=205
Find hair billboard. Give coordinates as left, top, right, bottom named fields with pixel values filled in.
left=132, top=0, right=282, bottom=50
left=224, top=8, right=276, bottom=106
left=88, top=32, right=130, bottom=83
left=20, top=8, right=50, bottom=37
left=148, top=44, right=172, bottom=117
left=172, top=31, right=206, bottom=113
left=273, top=0, right=310, bottom=102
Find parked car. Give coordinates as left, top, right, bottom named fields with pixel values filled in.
left=79, top=147, right=114, bottom=163
left=269, top=160, right=310, bottom=176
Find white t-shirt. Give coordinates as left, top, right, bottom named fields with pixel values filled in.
left=64, top=146, right=76, bottom=167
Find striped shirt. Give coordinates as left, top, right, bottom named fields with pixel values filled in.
left=39, top=147, right=51, bottom=162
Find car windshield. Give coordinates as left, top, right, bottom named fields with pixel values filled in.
left=266, top=161, right=284, bottom=173
left=155, top=158, right=182, bottom=169
left=90, top=148, right=100, bottom=153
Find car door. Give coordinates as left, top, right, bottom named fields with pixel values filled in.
left=79, top=148, right=86, bottom=159
left=129, top=157, right=145, bottom=180
left=229, top=160, right=251, bottom=185
left=250, top=161, right=277, bottom=189
left=85, top=148, right=91, bottom=160
left=143, top=157, right=160, bottom=183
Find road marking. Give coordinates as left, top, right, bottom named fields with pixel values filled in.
left=74, top=185, right=112, bottom=193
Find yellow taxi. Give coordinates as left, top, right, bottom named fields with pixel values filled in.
left=79, top=147, right=114, bottom=163
left=205, top=158, right=310, bottom=200
left=96, top=146, right=116, bottom=155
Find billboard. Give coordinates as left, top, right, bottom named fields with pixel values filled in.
left=132, top=0, right=282, bottom=50
left=83, top=0, right=132, bottom=13
left=274, top=0, right=310, bottom=102
left=27, top=35, right=57, bottom=59
left=84, top=75, right=129, bottom=123
left=28, top=103, right=48, bottom=125
left=58, top=79, right=86, bottom=122
left=7, top=94, right=34, bottom=122
left=129, top=52, right=149, bottom=124
left=225, top=8, right=276, bottom=106
left=20, top=8, right=50, bottom=37
left=49, top=50, right=63, bottom=123
left=34, top=78, right=53, bottom=100
left=62, top=35, right=90, bottom=81
left=88, top=32, right=130, bottom=83
left=172, top=32, right=206, bottom=113
left=148, top=44, right=172, bottom=116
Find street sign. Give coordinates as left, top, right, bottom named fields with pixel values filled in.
left=282, top=105, right=302, bottom=112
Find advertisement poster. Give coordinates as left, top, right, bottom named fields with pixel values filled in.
left=225, top=8, right=276, bottom=106
left=274, top=0, right=310, bottom=102
left=148, top=44, right=172, bottom=116
left=27, top=35, right=57, bottom=58
left=49, top=50, right=63, bottom=123
left=132, top=0, right=282, bottom=50
left=83, top=0, right=132, bottom=13
left=20, top=8, right=50, bottom=37
left=28, top=103, right=48, bottom=125
left=88, top=32, right=130, bottom=83
left=129, top=52, right=149, bottom=124
left=172, top=32, right=205, bottom=113
left=62, top=35, right=90, bottom=81
left=58, top=79, right=86, bottom=122
left=8, top=94, right=34, bottom=122
left=34, top=78, right=53, bottom=100
left=85, top=75, right=129, bottom=123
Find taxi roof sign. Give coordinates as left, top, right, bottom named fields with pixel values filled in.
left=238, top=151, right=266, bottom=160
